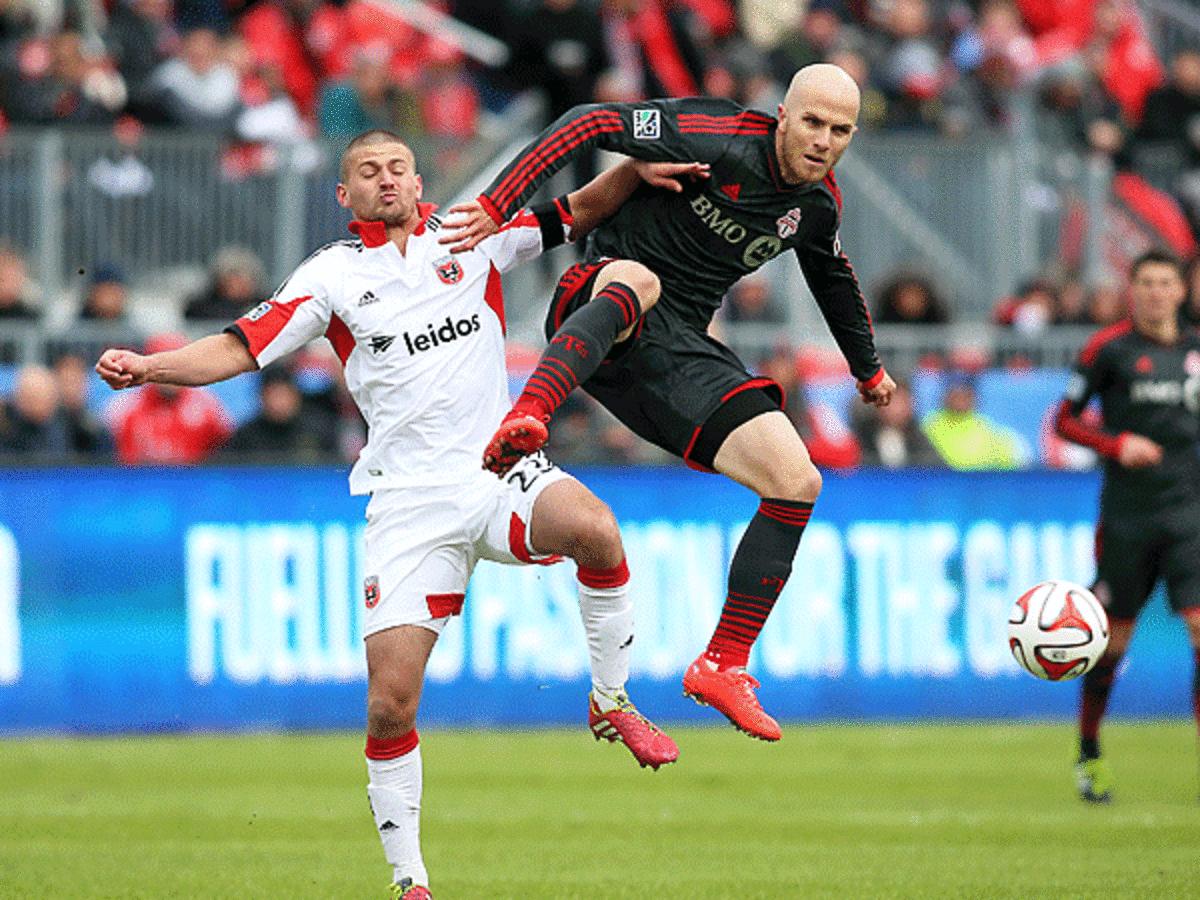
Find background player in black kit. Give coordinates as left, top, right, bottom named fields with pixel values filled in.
left=442, top=64, right=896, bottom=741
left=1055, top=249, right=1200, bottom=803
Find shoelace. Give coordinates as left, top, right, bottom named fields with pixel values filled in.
left=730, top=670, right=763, bottom=703
left=612, top=695, right=663, bottom=735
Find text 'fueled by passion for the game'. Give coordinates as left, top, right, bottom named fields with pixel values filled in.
left=182, top=519, right=1096, bottom=687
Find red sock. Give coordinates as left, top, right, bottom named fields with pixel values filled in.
left=365, top=729, right=419, bottom=760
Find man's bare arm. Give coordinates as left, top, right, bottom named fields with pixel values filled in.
left=567, top=160, right=710, bottom=238
left=439, top=160, right=709, bottom=253
left=96, top=333, right=257, bottom=390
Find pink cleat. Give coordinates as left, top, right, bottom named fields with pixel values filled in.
left=588, top=692, right=679, bottom=770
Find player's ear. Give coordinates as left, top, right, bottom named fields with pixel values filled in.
left=414, top=174, right=423, bottom=200
left=335, top=183, right=350, bottom=210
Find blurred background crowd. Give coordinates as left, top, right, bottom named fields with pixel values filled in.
left=1, top=0, right=1199, bottom=470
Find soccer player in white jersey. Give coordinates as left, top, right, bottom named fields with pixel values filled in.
left=96, top=130, right=703, bottom=900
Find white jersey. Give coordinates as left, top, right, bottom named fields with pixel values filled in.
left=228, top=201, right=571, bottom=494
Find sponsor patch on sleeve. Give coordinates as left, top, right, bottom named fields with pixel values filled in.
left=245, top=301, right=272, bottom=322
left=632, top=108, right=660, bottom=140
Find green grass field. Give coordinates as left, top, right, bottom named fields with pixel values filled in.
left=2, top=723, right=1198, bottom=899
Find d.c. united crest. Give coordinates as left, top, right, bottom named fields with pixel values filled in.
left=434, top=255, right=463, bottom=285
left=364, top=575, right=380, bottom=609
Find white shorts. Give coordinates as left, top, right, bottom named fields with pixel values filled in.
left=362, top=452, right=571, bottom=637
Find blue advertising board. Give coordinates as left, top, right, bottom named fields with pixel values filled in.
left=0, top=465, right=1192, bottom=733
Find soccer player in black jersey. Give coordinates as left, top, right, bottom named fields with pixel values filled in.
left=442, top=64, right=896, bottom=741
left=1055, top=249, right=1200, bottom=803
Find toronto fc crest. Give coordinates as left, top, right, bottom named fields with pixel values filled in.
left=434, top=255, right=463, bottom=285
left=364, top=575, right=380, bottom=609
left=776, top=207, right=803, bottom=239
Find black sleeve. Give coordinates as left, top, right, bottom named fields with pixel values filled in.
left=477, top=97, right=753, bottom=223
left=1054, top=337, right=1122, bottom=458
left=793, top=202, right=882, bottom=384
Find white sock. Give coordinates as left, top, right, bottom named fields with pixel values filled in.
left=578, top=574, right=634, bottom=711
left=366, top=743, right=427, bottom=888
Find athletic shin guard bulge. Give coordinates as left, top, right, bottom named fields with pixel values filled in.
left=516, top=282, right=641, bottom=419
left=366, top=731, right=427, bottom=887
left=705, top=499, right=813, bottom=668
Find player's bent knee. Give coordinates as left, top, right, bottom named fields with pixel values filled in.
left=604, top=261, right=660, bottom=310
left=367, top=687, right=420, bottom=738
left=760, top=461, right=822, bottom=503
left=564, top=505, right=624, bottom=569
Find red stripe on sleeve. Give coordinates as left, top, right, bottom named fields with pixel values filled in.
left=477, top=193, right=505, bottom=227
left=491, top=111, right=623, bottom=208
left=491, top=113, right=624, bottom=213
left=1079, top=320, right=1133, bottom=366
left=325, top=314, right=354, bottom=366
left=859, top=368, right=885, bottom=391
left=1053, top=399, right=1123, bottom=459
left=234, top=295, right=313, bottom=358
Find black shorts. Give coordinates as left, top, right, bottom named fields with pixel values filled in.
left=546, top=259, right=783, bottom=471
left=1093, top=502, right=1200, bottom=620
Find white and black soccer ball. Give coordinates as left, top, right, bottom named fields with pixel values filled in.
left=1007, top=579, right=1110, bottom=681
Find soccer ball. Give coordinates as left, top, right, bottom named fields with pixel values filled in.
left=1007, top=580, right=1110, bottom=681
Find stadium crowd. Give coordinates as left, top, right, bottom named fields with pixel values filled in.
left=1, top=0, right=1198, bottom=469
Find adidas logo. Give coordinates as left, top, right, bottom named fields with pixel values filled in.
left=358, top=290, right=379, bottom=307
left=379, top=820, right=398, bottom=832
left=369, top=334, right=396, bottom=354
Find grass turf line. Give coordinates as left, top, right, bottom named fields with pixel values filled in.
left=1, top=723, right=1198, bottom=899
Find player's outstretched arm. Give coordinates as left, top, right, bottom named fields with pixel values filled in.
left=438, top=98, right=739, bottom=252
left=439, top=159, right=710, bottom=253
left=567, top=159, right=710, bottom=238
left=96, top=333, right=256, bottom=390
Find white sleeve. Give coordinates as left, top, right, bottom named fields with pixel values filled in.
left=226, top=254, right=335, bottom=369
left=478, top=203, right=572, bottom=274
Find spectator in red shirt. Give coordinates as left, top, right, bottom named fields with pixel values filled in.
left=108, top=332, right=232, bottom=464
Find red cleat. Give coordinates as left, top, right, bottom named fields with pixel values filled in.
left=588, top=693, right=679, bottom=770
left=482, top=409, right=549, bottom=475
left=682, top=655, right=782, bottom=741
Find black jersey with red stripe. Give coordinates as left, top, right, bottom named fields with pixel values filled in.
left=1056, top=320, right=1200, bottom=512
left=477, top=97, right=881, bottom=383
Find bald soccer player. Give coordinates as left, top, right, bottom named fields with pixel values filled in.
left=441, top=64, right=897, bottom=742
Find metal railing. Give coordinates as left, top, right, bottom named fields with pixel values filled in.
left=0, top=105, right=1116, bottom=336
left=0, top=123, right=525, bottom=300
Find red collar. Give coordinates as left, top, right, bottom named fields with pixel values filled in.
left=348, top=202, right=439, bottom=247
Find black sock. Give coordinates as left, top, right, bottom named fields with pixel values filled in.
left=1079, top=659, right=1118, bottom=760
left=705, top=499, right=813, bottom=667
left=515, top=282, right=640, bottom=419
